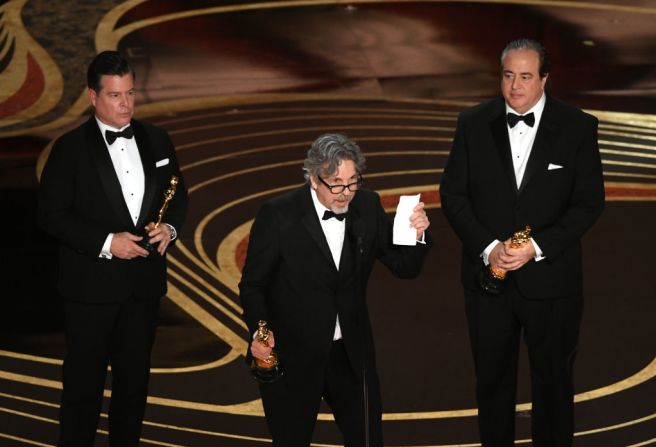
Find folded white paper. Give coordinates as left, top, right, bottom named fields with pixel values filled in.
left=547, top=163, right=563, bottom=170
left=156, top=158, right=170, bottom=167
left=393, top=194, right=420, bottom=246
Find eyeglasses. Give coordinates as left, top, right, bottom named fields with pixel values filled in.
left=317, top=175, right=363, bottom=194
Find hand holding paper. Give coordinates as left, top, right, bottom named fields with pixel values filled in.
left=393, top=194, right=430, bottom=245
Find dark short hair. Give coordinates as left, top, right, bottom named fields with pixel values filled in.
left=500, top=38, right=550, bottom=78
left=86, top=51, right=135, bottom=92
left=303, top=133, right=366, bottom=182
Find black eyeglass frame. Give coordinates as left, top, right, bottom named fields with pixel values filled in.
left=317, top=174, right=364, bottom=194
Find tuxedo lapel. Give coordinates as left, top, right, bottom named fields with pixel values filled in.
left=338, top=208, right=359, bottom=278
left=489, top=104, right=519, bottom=194
left=86, top=118, right=134, bottom=229
left=300, top=187, right=338, bottom=271
left=133, top=120, right=157, bottom=230
left=518, top=98, right=558, bottom=194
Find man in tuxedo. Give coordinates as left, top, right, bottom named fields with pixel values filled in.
left=440, top=38, right=604, bottom=447
left=38, top=51, right=188, bottom=446
left=239, top=133, right=431, bottom=447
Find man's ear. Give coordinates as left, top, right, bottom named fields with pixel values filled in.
left=88, top=88, right=98, bottom=108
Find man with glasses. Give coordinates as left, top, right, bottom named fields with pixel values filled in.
left=239, top=133, right=431, bottom=447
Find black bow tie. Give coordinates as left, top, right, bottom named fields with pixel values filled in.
left=105, top=126, right=134, bottom=145
left=322, top=210, right=347, bottom=221
left=506, top=112, right=535, bottom=128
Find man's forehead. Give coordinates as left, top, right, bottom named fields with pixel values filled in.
left=323, top=161, right=358, bottom=178
left=503, top=49, right=539, bottom=65
left=98, top=74, right=134, bottom=90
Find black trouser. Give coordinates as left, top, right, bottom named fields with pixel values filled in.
left=59, top=295, right=160, bottom=447
left=259, top=340, right=383, bottom=447
left=465, top=281, right=582, bottom=447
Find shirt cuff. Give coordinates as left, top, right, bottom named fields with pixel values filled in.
left=164, top=223, right=177, bottom=240
left=481, top=240, right=500, bottom=266
left=531, top=238, right=546, bottom=262
left=416, top=232, right=426, bottom=244
left=100, top=233, right=114, bottom=259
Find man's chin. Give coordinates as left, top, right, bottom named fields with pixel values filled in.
left=331, top=204, right=349, bottom=214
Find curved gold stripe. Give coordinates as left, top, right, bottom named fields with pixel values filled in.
left=0, top=430, right=53, bottom=447
left=168, top=253, right=243, bottom=315
left=176, top=125, right=451, bottom=152
left=167, top=272, right=246, bottom=333
left=0, top=349, right=60, bottom=365
left=149, top=283, right=244, bottom=374
left=142, top=420, right=273, bottom=445
left=0, top=1, right=26, bottom=104
left=0, top=369, right=266, bottom=417
left=626, top=438, right=656, bottom=447
left=603, top=160, right=656, bottom=170
left=575, top=413, right=656, bottom=437
left=0, top=391, right=56, bottom=408
left=599, top=123, right=656, bottom=136
left=603, top=171, right=656, bottom=180
left=168, top=114, right=454, bottom=136
left=0, top=0, right=63, bottom=128
left=181, top=143, right=445, bottom=173
left=605, top=181, right=656, bottom=190
left=195, top=180, right=302, bottom=277
left=216, top=220, right=253, bottom=294
left=591, top=110, right=656, bottom=129
left=0, top=405, right=56, bottom=425
left=177, top=133, right=450, bottom=152
left=0, top=364, right=656, bottom=438
left=600, top=149, right=656, bottom=160
left=154, top=107, right=457, bottom=127
left=0, top=282, right=246, bottom=374
left=0, top=405, right=190, bottom=447
left=170, top=242, right=245, bottom=309
left=600, top=139, right=656, bottom=152
left=599, top=129, right=656, bottom=142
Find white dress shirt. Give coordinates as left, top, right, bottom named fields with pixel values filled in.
left=96, top=118, right=145, bottom=259
left=481, top=93, right=546, bottom=264
left=311, top=188, right=345, bottom=341
left=507, top=93, right=546, bottom=188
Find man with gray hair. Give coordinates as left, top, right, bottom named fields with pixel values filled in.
left=441, top=38, right=604, bottom=446
left=240, top=133, right=431, bottom=446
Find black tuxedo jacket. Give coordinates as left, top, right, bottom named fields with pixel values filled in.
left=440, top=95, right=604, bottom=298
left=239, top=185, right=431, bottom=387
left=39, top=117, right=188, bottom=303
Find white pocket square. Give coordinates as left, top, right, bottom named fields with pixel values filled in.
left=547, top=163, right=563, bottom=171
left=156, top=158, right=169, bottom=167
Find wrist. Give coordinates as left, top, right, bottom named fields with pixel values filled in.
left=164, top=223, right=177, bottom=240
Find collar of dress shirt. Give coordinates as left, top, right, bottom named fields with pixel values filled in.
left=310, top=187, right=345, bottom=224
left=95, top=117, right=132, bottom=147
left=505, top=91, right=546, bottom=128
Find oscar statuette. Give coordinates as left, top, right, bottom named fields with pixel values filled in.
left=140, top=175, right=178, bottom=254
left=251, top=320, right=284, bottom=383
left=478, top=225, right=532, bottom=295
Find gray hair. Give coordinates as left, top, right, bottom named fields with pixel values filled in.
left=500, top=38, right=550, bottom=78
left=303, top=133, right=366, bottom=181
